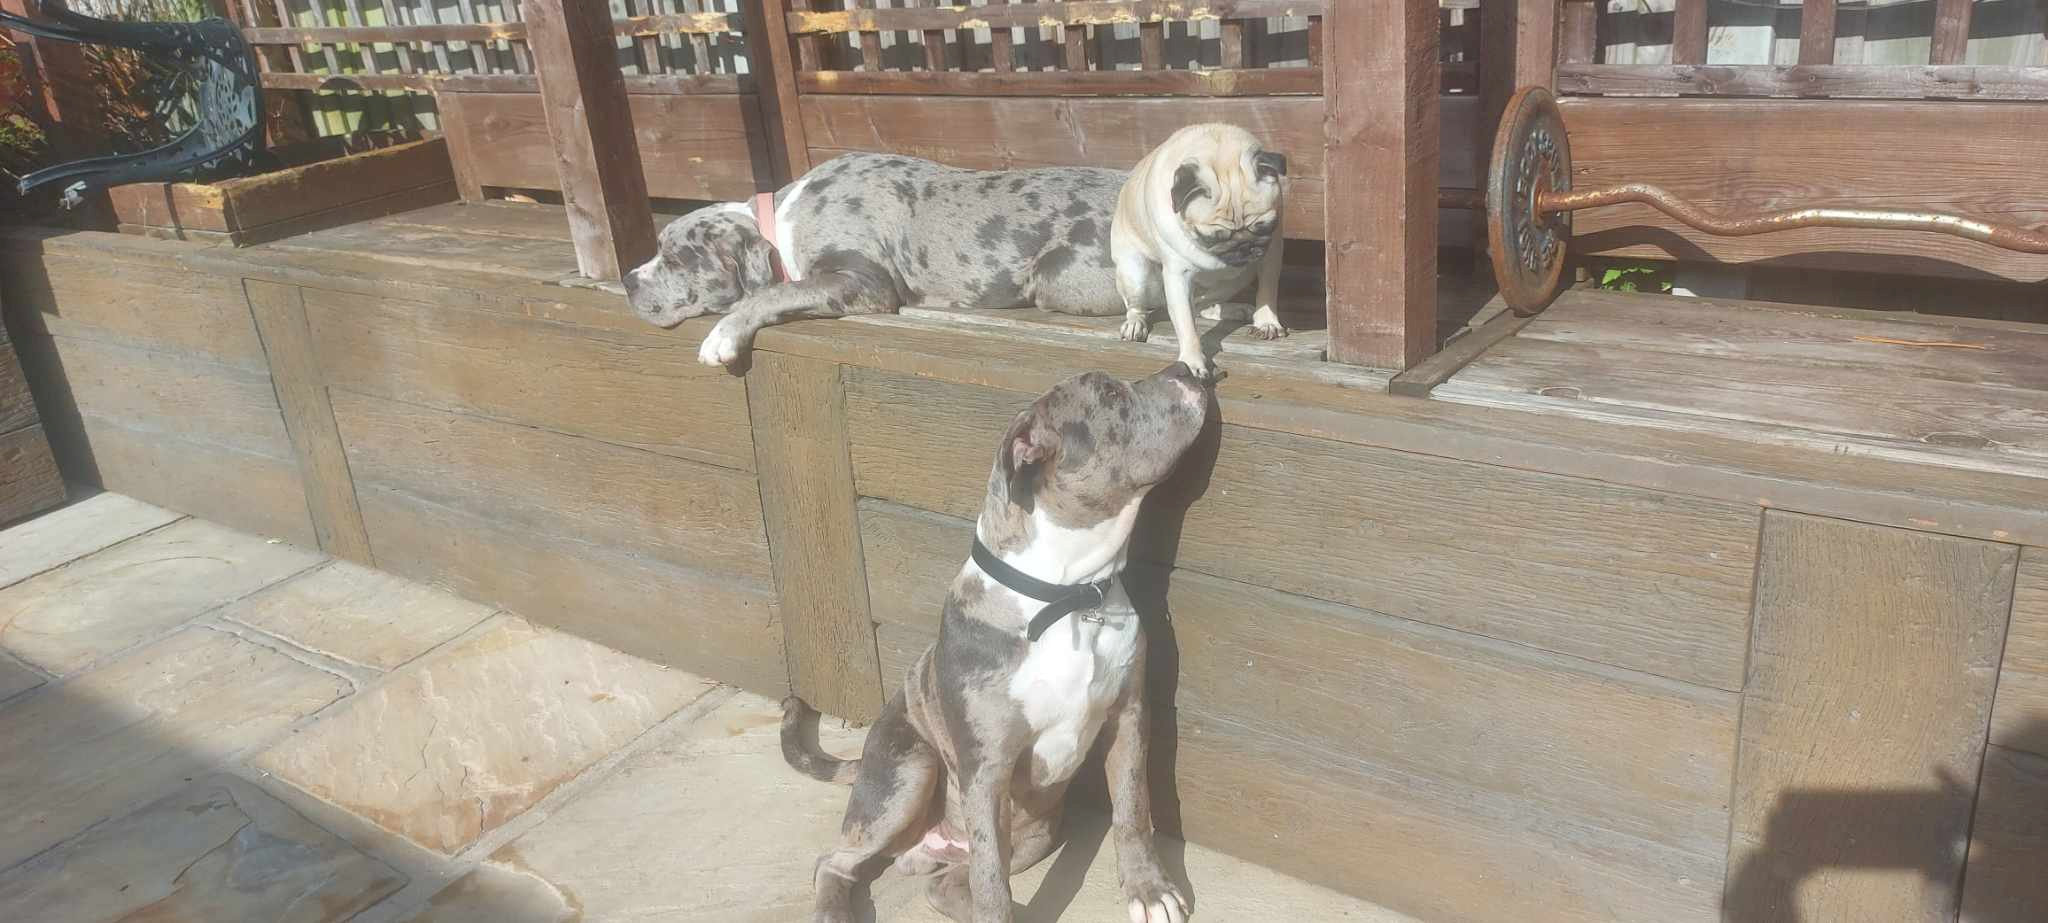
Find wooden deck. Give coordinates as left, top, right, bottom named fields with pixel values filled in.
left=3, top=205, right=2046, bottom=923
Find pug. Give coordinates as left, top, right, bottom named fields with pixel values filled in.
left=1111, top=123, right=1289, bottom=380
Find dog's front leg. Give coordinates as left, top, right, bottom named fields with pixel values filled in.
left=961, top=754, right=1019, bottom=922
left=1157, top=260, right=1212, bottom=380
left=1104, top=645, right=1189, bottom=923
left=1248, top=215, right=1288, bottom=340
left=698, top=259, right=899, bottom=368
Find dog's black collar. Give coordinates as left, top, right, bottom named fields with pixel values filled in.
left=970, top=538, right=1117, bottom=642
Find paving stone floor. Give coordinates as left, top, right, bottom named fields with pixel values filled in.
left=0, top=492, right=1420, bottom=922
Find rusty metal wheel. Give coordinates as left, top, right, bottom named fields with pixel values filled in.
left=1486, top=86, right=1573, bottom=317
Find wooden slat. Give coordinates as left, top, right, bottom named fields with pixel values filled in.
left=1559, top=0, right=1594, bottom=64
left=429, top=72, right=747, bottom=93
left=1962, top=744, right=2048, bottom=920
left=1325, top=0, right=1438, bottom=369
left=0, top=248, right=268, bottom=373
left=14, top=335, right=294, bottom=460
left=1989, top=548, right=2048, bottom=753
left=376, top=0, right=417, bottom=73
left=1558, top=97, right=2048, bottom=281
left=1798, top=0, right=1836, bottom=66
left=842, top=368, right=1760, bottom=689
left=444, top=92, right=761, bottom=202
left=857, top=498, right=1741, bottom=862
left=1725, top=512, right=2013, bottom=923
left=629, top=0, right=664, bottom=74
left=791, top=0, right=1321, bottom=33
left=1557, top=63, right=2048, bottom=101
left=923, top=0, right=949, bottom=70
left=302, top=289, right=754, bottom=471
left=432, top=91, right=486, bottom=200
left=244, top=280, right=373, bottom=564
left=796, top=66, right=1321, bottom=95
left=856, top=0, right=883, bottom=70
left=356, top=484, right=784, bottom=694
left=523, top=0, right=657, bottom=281
left=678, top=0, right=715, bottom=74
left=1671, top=0, right=1707, bottom=66
left=330, top=389, right=770, bottom=581
left=1138, top=19, right=1163, bottom=69
left=243, top=14, right=740, bottom=44
left=0, top=425, right=63, bottom=527
left=992, top=0, right=1016, bottom=72
left=0, top=345, right=37, bottom=436
left=1930, top=0, right=1973, bottom=66
left=1062, top=21, right=1086, bottom=71
left=748, top=354, right=884, bottom=722
left=218, top=137, right=453, bottom=232
left=737, top=0, right=811, bottom=184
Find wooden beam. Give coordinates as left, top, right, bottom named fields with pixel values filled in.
left=739, top=0, right=811, bottom=186
left=522, top=0, right=657, bottom=280
left=1797, top=0, right=1835, bottom=66
left=1930, top=0, right=1973, bottom=66
left=1325, top=0, right=1438, bottom=370
left=1671, top=0, right=1707, bottom=66
left=1558, top=63, right=2048, bottom=102
left=1559, top=0, right=1595, bottom=65
left=243, top=279, right=374, bottom=564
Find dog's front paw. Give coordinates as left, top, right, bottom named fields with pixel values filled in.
left=1176, top=348, right=1215, bottom=382
left=1123, top=875, right=1189, bottom=923
left=1250, top=306, right=1288, bottom=340
left=697, top=318, right=747, bottom=367
left=1119, top=312, right=1151, bottom=342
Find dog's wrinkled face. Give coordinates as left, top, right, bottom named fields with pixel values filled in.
left=995, top=363, right=1210, bottom=527
left=1170, top=134, right=1286, bottom=266
left=624, top=206, right=778, bottom=327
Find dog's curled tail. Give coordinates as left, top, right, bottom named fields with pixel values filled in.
left=780, top=696, right=860, bottom=784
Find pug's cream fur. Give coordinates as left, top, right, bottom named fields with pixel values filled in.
left=1112, top=123, right=1289, bottom=379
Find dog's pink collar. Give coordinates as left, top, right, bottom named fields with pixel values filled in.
left=753, top=191, right=789, bottom=283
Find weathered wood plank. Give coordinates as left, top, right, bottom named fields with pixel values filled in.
left=796, top=67, right=1322, bottom=96
left=1990, top=548, right=2048, bottom=754
left=1671, top=0, right=1707, bottom=66
left=432, top=91, right=487, bottom=201
left=1439, top=335, right=2048, bottom=479
left=1559, top=97, right=2048, bottom=282
left=843, top=368, right=1761, bottom=689
left=1798, top=0, right=1837, bottom=66
left=34, top=411, right=316, bottom=547
left=1961, top=744, right=2048, bottom=921
left=1558, top=64, right=2048, bottom=102
left=790, top=1, right=1323, bottom=33
left=737, top=0, right=811, bottom=184
left=522, top=0, right=657, bottom=280
left=1324, top=0, right=1437, bottom=369
left=747, top=354, right=883, bottom=723
left=857, top=498, right=1740, bottom=861
left=0, top=250, right=268, bottom=370
left=329, top=390, right=769, bottom=581
left=14, top=334, right=294, bottom=460
left=446, top=92, right=762, bottom=202
left=244, top=280, right=373, bottom=564
left=356, top=484, right=784, bottom=695
left=0, top=345, right=35, bottom=436
left=0, top=425, right=63, bottom=527
left=1930, top=0, right=1973, bottom=66
left=300, top=289, right=754, bottom=471
left=1725, top=512, right=2014, bottom=923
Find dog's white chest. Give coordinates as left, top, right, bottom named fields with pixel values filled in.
left=1007, top=588, right=1140, bottom=785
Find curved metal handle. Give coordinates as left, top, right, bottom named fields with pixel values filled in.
left=1540, top=183, right=2048, bottom=254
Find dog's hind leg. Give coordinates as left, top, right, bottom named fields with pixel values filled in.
left=698, top=251, right=903, bottom=368
left=813, top=707, right=941, bottom=923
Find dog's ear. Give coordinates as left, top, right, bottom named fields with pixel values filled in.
left=737, top=231, right=779, bottom=292
left=999, top=408, right=1054, bottom=512
left=1171, top=161, right=1207, bottom=214
left=1255, top=150, right=1287, bottom=183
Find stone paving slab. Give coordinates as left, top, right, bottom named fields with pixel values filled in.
left=0, top=649, right=41, bottom=703
left=0, top=492, right=182, bottom=590
left=254, top=616, right=715, bottom=855
left=0, top=517, right=322, bottom=674
left=221, top=560, right=497, bottom=671
left=409, top=692, right=1421, bottom=923
left=0, top=625, right=352, bottom=870
left=0, top=774, right=406, bottom=923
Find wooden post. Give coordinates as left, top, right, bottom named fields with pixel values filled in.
left=1325, top=0, right=1439, bottom=371
left=740, top=0, right=811, bottom=186
left=522, top=0, right=656, bottom=281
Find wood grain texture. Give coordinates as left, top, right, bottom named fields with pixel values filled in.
left=1961, top=744, right=2048, bottom=922
left=1726, top=512, right=2015, bottom=923
left=0, top=250, right=268, bottom=370
left=1990, top=548, right=2048, bottom=755
left=857, top=498, right=1739, bottom=858
left=356, top=484, right=784, bottom=695
left=300, top=288, right=755, bottom=471
left=243, top=280, right=372, bottom=564
left=1798, top=0, right=1837, bottom=66
left=14, top=334, right=294, bottom=460
left=1671, top=0, right=1707, bottom=65
left=520, top=0, right=656, bottom=280
left=747, top=354, right=883, bottom=723
left=1557, top=64, right=2048, bottom=102
left=1323, top=0, right=1437, bottom=369
left=330, top=389, right=769, bottom=581
left=0, top=344, right=35, bottom=436
left=1930, top=0, right=1973, bottom=66
left=432, top=91, right=487, bottom=201
left=33, top=410, right=316, bottom=546
left=0, top=424, right=63, bottom=527
left=446, top=92, right=763, bottom=202
left=737, top=0, right=811, bottom=184
left=1559, top=97, right=2048, bottom=282
left=843, top=368, right=1761, bottom=689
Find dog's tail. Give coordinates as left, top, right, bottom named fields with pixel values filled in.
left=780, top=696, right=860, bottom=784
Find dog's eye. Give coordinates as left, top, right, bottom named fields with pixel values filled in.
left=1249, top=217, right=1278, bottom=236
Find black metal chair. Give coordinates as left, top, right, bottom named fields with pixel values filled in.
left=0, top=0, right=261, bottom=206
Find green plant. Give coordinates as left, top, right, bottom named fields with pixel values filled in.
left=0, top=36, right=48, bottom=179
left=1597, top=264, right=1672, bottom=294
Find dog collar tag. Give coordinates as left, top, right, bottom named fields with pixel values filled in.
left=969, top=538, right=1119, bottom=642
left=753, top=191, right=789, bottom=283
